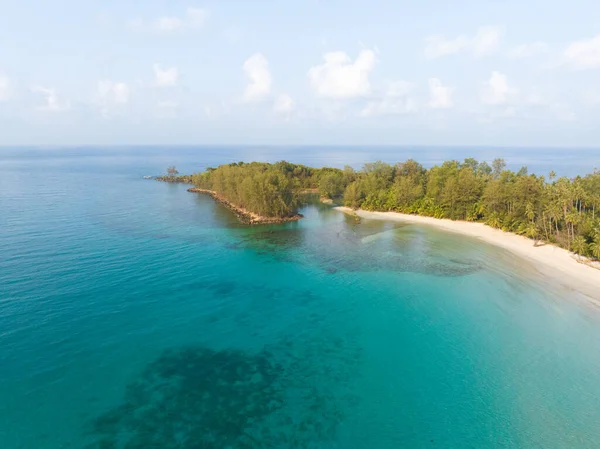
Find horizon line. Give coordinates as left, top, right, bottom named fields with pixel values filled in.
left=1, top=144, right=600, bottom=150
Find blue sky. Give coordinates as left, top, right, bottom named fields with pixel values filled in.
left=1, top=0, right=600, bottom=146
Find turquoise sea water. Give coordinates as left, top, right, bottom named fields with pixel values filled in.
left=2, top=147, right=600, bottom=448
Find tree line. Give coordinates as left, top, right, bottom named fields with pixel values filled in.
left=191, top=161, right=314, bottom=218
left=189, top=159, right=600, bottom=260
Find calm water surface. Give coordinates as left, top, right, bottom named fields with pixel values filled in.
left=2, top=147, right=600, bottom=448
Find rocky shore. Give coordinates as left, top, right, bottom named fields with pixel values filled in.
left=155, top=175, right=193, bottom=184
left=188, top=188, right=303, bottom=225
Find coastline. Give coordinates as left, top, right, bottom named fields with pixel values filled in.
left=188, top=188, right=303, bottom=225
left=336, top=207, right=600, bottom=305
left=155, top=175, right=193, bottom=184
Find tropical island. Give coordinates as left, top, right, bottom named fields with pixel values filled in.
left=159, top=158, right=600, bottom=265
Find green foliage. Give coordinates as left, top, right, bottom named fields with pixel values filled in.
left=191, top=161, right=303, bottom=218
left=338, top=158, right=600, bottom=260
left=572, top=236, right=588, bottom=258
left=318, top=169, right=345, bottom=199
left=590, top=236, right=600, bottom=259
left=492, top=158, right=506, bottom=179
left=191, top=162, right=354, bottom=218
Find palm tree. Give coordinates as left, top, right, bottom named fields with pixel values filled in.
left=544, top=202, right=561, bottom=235
left=572, top=236, right=588, bottom=260
left=525, top=201, right=535, bottom=223
left=524, top=222, right=539, bottom=245
left=565, top=210, right=580, bottom=244
left=590, top=237, right=600, bottom=261
left=487, top=212, right=501, bottom=229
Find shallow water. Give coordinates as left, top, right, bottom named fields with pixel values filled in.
left=2, top=147, right=600, bottom=448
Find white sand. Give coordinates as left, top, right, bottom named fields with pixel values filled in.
left=336, top=207, right=600, bottom=305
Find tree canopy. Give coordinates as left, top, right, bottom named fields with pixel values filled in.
left=191, top=161, right=317, bottom=218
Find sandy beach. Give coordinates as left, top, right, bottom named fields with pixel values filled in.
left=336, top=207, right=600, bottom=305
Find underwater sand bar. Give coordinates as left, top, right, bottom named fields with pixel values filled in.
left=336, top=207, right=600, bottom=305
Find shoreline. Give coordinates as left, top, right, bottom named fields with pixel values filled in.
left=336, top=207, right=600, bottom=305
left=188, top=188, right=303, bottom=225
left=155, top=175, right=193, bottom=184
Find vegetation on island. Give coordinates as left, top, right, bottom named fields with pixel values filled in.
left=177, top=159, right=600, bottom=260
left=190, top=162, right=313, bottom=218
left=155, top=166, right=193, bottom=183
left=336, top=158, right=600, bottom=260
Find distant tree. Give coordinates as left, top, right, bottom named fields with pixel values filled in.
left=462, top=158, right=479, bottom=172
left=344, top=182, right=363, bottom=209
left=343, top=165, right=356, bottom=184
left=492, top=158, right=506, bottom=179
left=319, top=172, right=344, bottom=199
left=478, top=162, right=492, bottom=176
left=167, top=166, right=179, bottom=178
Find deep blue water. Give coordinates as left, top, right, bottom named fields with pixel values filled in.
left=2, top=146, right=600, bottom=448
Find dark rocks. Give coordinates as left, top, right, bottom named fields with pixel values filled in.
left=155, top=175, right=193, bottom=184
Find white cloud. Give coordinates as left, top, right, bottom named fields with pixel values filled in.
left=273, top=93, right=295, bottom=116
left=472, top=26, right=502, bottom=56
left=424, top=26, right=502, bottom=59
left=564, top=35, right=600, bottom=69
left=525, top=86, right=553, bottom=106
left=360, top=97, right=415, bottom=118
left=481, top=71, right=517, bottom=105
left=155, top=17, right=183, bottom=32
left=476, top=101, right=578, bottom=125
left=0, top=74, right=10, bottom=101
left=97, top=81, right=129, bottom=104
left=31, top=86, right=69, bottom=112
left=153, top=64, right=179, bottom=87
left=360, top=80, right=415, bottom=117
left=242, top=53, right=272, bottom=102
left=127, top=18, right=144, bottom=31
left=509, top=42, right=549, bottom=59
left=308, top=50, right=377, bottom=99
left=428, top=78, right=453, bottom=109
left=424, top=36, right=468, bottom=58
left=129, top=7, right=207, bottom=34
left=185, top=8, right=207, bottom=28
left=96, top=81, right=129, bottom=116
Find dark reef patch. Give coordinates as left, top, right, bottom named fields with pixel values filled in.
left=84, top=346, right=284, bottom=448
left=84, top=341, right=358, bottom=449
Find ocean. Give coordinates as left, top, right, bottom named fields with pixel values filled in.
left=2, top=146, right=600, bottom=448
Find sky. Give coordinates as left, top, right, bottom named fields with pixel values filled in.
left=1, top=0, right=600, bottom=146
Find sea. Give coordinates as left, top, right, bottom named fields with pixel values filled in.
left=1, top=146, right=600, bottom=448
